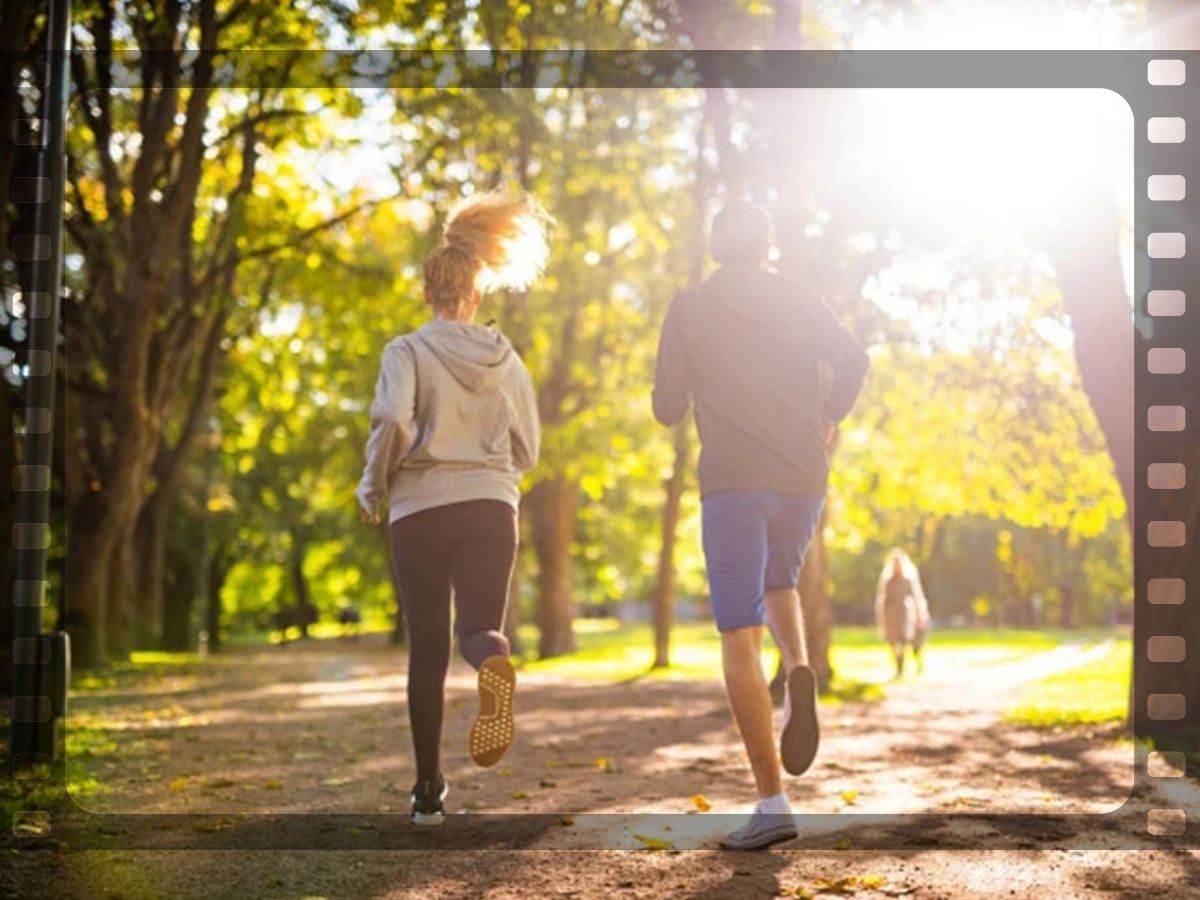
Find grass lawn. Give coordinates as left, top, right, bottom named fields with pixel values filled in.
left=518, top=618, right=1130, bottom=716
left=1003, top=638, right=1131, bottom=728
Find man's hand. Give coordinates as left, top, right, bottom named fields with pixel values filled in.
left=358, top=503, right=382, bottom=527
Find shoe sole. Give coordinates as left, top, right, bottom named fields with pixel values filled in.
left=780, top=664, right=820, bottom=776
left=469, top=655, right=516, bottom=768
left=720, top=826, right=799, bottom=852
left=412, top=810, right=445, bottom=827
left=411, top=783, right=448, bottom=827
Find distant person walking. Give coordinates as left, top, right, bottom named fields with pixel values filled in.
left=357, top=191, right=549, bottom=826
left=875, top=549, right=931, bottom=678
left=653, top=201, right=869, bottom=851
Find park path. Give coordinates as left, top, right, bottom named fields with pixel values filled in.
left=69, top=636, right=1132, bottom=824
left=36, top=635, right=1199, bottom=899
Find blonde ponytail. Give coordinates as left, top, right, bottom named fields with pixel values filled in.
left=424, top=190, right=552, bottom=312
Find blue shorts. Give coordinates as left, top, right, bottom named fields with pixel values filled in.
left=701, top=491, right=825, bottom=633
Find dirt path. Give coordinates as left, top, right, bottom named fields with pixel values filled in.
left=12, top=636, right=1199, bottom=899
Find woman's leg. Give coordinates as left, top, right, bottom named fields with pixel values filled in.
left=447, top=501, right=519, bottom=767
left=391, top=514, right=454, bottom=784
left=449, top=501, right=518, bottom=668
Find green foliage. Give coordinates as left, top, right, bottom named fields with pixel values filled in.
left=58, top=0, right=1133, bottom=651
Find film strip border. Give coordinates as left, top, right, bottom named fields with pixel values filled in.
left=1139, top=56, right=1199, bottom=841
left=6, top=0, right=70, bottom=844
left=4, top=47, right=1199, bottom=848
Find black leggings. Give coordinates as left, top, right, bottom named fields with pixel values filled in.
left=390, top=499, right=517, bottom=782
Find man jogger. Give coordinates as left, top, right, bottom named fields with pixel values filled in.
left=653, top=201, right=869, bottom=850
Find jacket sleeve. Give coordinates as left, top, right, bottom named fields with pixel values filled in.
left=812, top=300, right=869, bottom=423
left=508, top=357, right=541, bottom=473
left=652, top=296, right=692, bottom=426
left=356, top=341, right=418, bottom=515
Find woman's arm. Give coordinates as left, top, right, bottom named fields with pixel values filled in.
left=356, top=340, right=418, bottom=522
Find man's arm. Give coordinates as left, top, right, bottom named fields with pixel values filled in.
left=652, top=296, right=692, bottom=426
left=813, top=301, right=869, bottom=423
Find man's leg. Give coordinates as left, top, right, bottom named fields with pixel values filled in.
left=764, top=496, right=824, bottom=777
left=721, top=625, right=782, bottom=800
left=765, top=588, right=808, bottom=718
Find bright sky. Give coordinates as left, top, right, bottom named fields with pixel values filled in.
left=258, top=1, right=1141, bottom=352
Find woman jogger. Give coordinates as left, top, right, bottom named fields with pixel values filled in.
left=356, top=191, right=550, bottom=825
left=875, top=549, right=932, bottom=677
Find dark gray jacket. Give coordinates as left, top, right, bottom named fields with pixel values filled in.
left=652, top=265, right=868, bottom=497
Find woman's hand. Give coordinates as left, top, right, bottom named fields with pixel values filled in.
left=358, top=503, right=382, bottom=526
left=822, top=421, right=839, bottom=451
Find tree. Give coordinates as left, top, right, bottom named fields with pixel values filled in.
left=63, top=1, right=382, bottom=664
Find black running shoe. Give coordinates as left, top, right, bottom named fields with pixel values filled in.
left=411, top=776, right=448, bottom=827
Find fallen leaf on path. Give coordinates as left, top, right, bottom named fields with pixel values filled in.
left=841, top=789, right=859, bottom=806
left=511, top=790, right=529, bottom=800
left=321, top=776, right=353, bottom=786
left=594, top=757, right=615, bottom=773
left=691, top=794, right=712, bottom=812
left=834, top=838, right=852, bottom=851
left=559, top=816, right=575, bottom=826
left=191, top=818, right=236, bottom=833
left=812, top=875, right=888, bottom=895
left=167, top=776, right=188, bottom=792
left=633, top=833, right=675, bottom=852
left=262, top=780, right=283, bottom=790
left=205, top=778, right=236, bottom=790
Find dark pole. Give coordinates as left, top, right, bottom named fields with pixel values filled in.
left=9, top=0, right=72, bottom=769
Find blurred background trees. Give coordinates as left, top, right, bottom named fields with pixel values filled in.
left=5, top=0, right=1173, bottom=678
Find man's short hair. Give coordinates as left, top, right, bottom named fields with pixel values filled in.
left=709, top=201, right=772, bottom=265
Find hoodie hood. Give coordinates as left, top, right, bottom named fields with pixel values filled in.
left=415, top=320, right=514, bottom=392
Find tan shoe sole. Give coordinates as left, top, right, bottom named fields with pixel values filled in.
left=469, top=655, right=516, bottom=768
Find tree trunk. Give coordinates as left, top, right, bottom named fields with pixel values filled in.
left=63, top=370, right=158, bottom=665
left=288, top=533, right=313, bottom=639
left=204, top=550, right=229, bottom=654
left=652, top=423, right=690, bottom=669
left=133, top=495, right=169, bottom=649
left=531, top=476, right=576, bottom=658
left=1059, top=583, right=1076, bottom=630
left=62, top=514, right=114, bottom=668
left=799, top=508, right=833, bottom=689
left=161, top=514, right=196, bottom=652
left=1048, top=237, right=1135, bottom=524
left=162, top=577, right=194, bottom=651
left=107, top=525, right=138, bottom=658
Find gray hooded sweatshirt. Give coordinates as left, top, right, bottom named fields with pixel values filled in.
left=356, top=320, right=541, bottom=523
